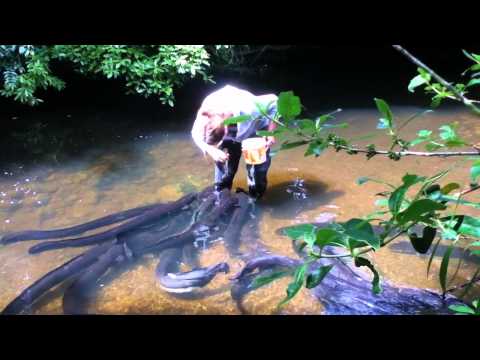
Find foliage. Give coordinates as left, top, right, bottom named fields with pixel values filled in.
left=449, top=299, right=480, bottom=315
left=0, top=45, right=232, bottom=106
left=226, top=48, right=480, bottom=311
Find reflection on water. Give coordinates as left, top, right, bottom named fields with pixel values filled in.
left=1, top=106, right=480, bottom=314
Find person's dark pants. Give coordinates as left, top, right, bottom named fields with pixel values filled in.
left=214, top=140, right=271, bottom=199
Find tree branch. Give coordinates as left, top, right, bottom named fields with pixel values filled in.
left=393, top=45, right=480, bottom=115
left=334, top=144, right=480, bottom=158
left=446, top=274, right=480, bottom=294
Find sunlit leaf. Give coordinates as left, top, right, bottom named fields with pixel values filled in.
left=277, top=91, right=302, bottom=121
left=466, top=79, right=480, bottom=88
left=306, top=265, right=334, bottom=289
left=282, top=224, right=316, bottom=241
left=397, top=199, right=447, bottom=225
left=343, top=219, right=381, bottom=250
left=471, top=160, right=480, bottom=184
left=315, top=228, right=343, bottom=247
left=374, top=98, right=394, bottom=130
left=279, top=264, right=307, bottom=306
left=441, top=183, right=460, bottom=195
left=449, top=305, right=476, bottom=315
left=408, top=74, right=429, bottom=93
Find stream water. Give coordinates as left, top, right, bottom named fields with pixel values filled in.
left=1, top=106, right=480, bottom=314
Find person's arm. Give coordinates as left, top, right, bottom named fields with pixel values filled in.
left=191, top=109, right=210, bottom=155
left=191, top=108, right=229, bottom=162
left=265, top=120, right=277, bottom=148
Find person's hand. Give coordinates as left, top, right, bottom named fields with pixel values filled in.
left=208, top=147, right=229, bottom=163
left=265, top=136, right=276, bottom=148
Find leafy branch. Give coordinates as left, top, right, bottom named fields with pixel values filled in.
left=393, top=45, right=480, bottom=115
left=225, top=47, right=480, bottom=309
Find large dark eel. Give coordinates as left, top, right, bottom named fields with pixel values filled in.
left=60, top=191, right=236, bottom=312
left=231, top=217, right=467, bottom=315
left=1, top=240, right=116, bottom=315
left=155, top=248, right=229, bottom=293
left=223, top=192, right=252, bottom=256
left=0, top=203, right=163, bottom=245
left=28, top=192, right=197, bottom=254
left=62, top=243, right=128, bottom=315
left=1, top=188, right=232, bottom=315
left=135, top=191, right=238, bottom=256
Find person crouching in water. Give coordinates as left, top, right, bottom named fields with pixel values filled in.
left=191, top=85, right=278, bottom=199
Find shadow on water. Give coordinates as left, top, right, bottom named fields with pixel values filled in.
left=259, top=179, right=344, bottom=220
left=91, top=147, right=157, bottom=192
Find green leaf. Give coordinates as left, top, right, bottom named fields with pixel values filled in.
left=466, top=79, right=480, bottom=88
left=297, top=119, right=315, bottom=130
left=277, top=91, right=302, bottom=121
left=377, top=118, right=390, bottom=130
left=306, top=265, right=334, bottom=289
left=471, top=160, right=480, bottom=183
left=418, top=129, right=433, bottom=137
left=409, top=227, right=437, bottom=254
left=441, top=228, right=458, bottom=241
left=354, top=257, right=382, bottom=294
left=303, top=230, right=317, bottom=248
left=431, top=95, right=443, bottom=108
left=223, top=115, right=251, bottom=125
left=315, top=228, right=343, bottom=247
left=389, top=174, right=426, bottom=216
left=375, top=199, right=389, bottom=207
left=440, top=244, right=455, bottom=294
left=418, top=68, right=432, bottom=81
left=397, top=199, right=447, bottom=225
left=374, top=98, right=394, bottom=130
left=251, top=270, right=292, bottom=290
left=449, top=305, right=476, bottom=315
left=439, top=123, right=466, bottom=148
left=437, top=195, right=480, bottom=209
left=282, top=224, right=316, bottom=241
left=254, top=100, right=269, bottom=116
left=316, top=114, right=334, bottom=128
left=451, top=216, right=480, bottom=238
left=279, top=264, right=307, bottom=307
left=408, top=74, right=429, bottom=93
left=304, top=141, right=325, bottom=157
left=343, top=219, right=381, bottom=250
left=441, top=183, right=460, bottom=195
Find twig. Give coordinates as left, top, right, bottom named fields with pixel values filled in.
left=393, top=45, right=480, bottom=115
left=460, top=184, right=480, bottom=197
left=446, top=274, right=480, bottom=294
left=335, top=144, right=480, bottom=158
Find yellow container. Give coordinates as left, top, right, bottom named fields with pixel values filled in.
left=242, top=137, right=267, bottom=165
